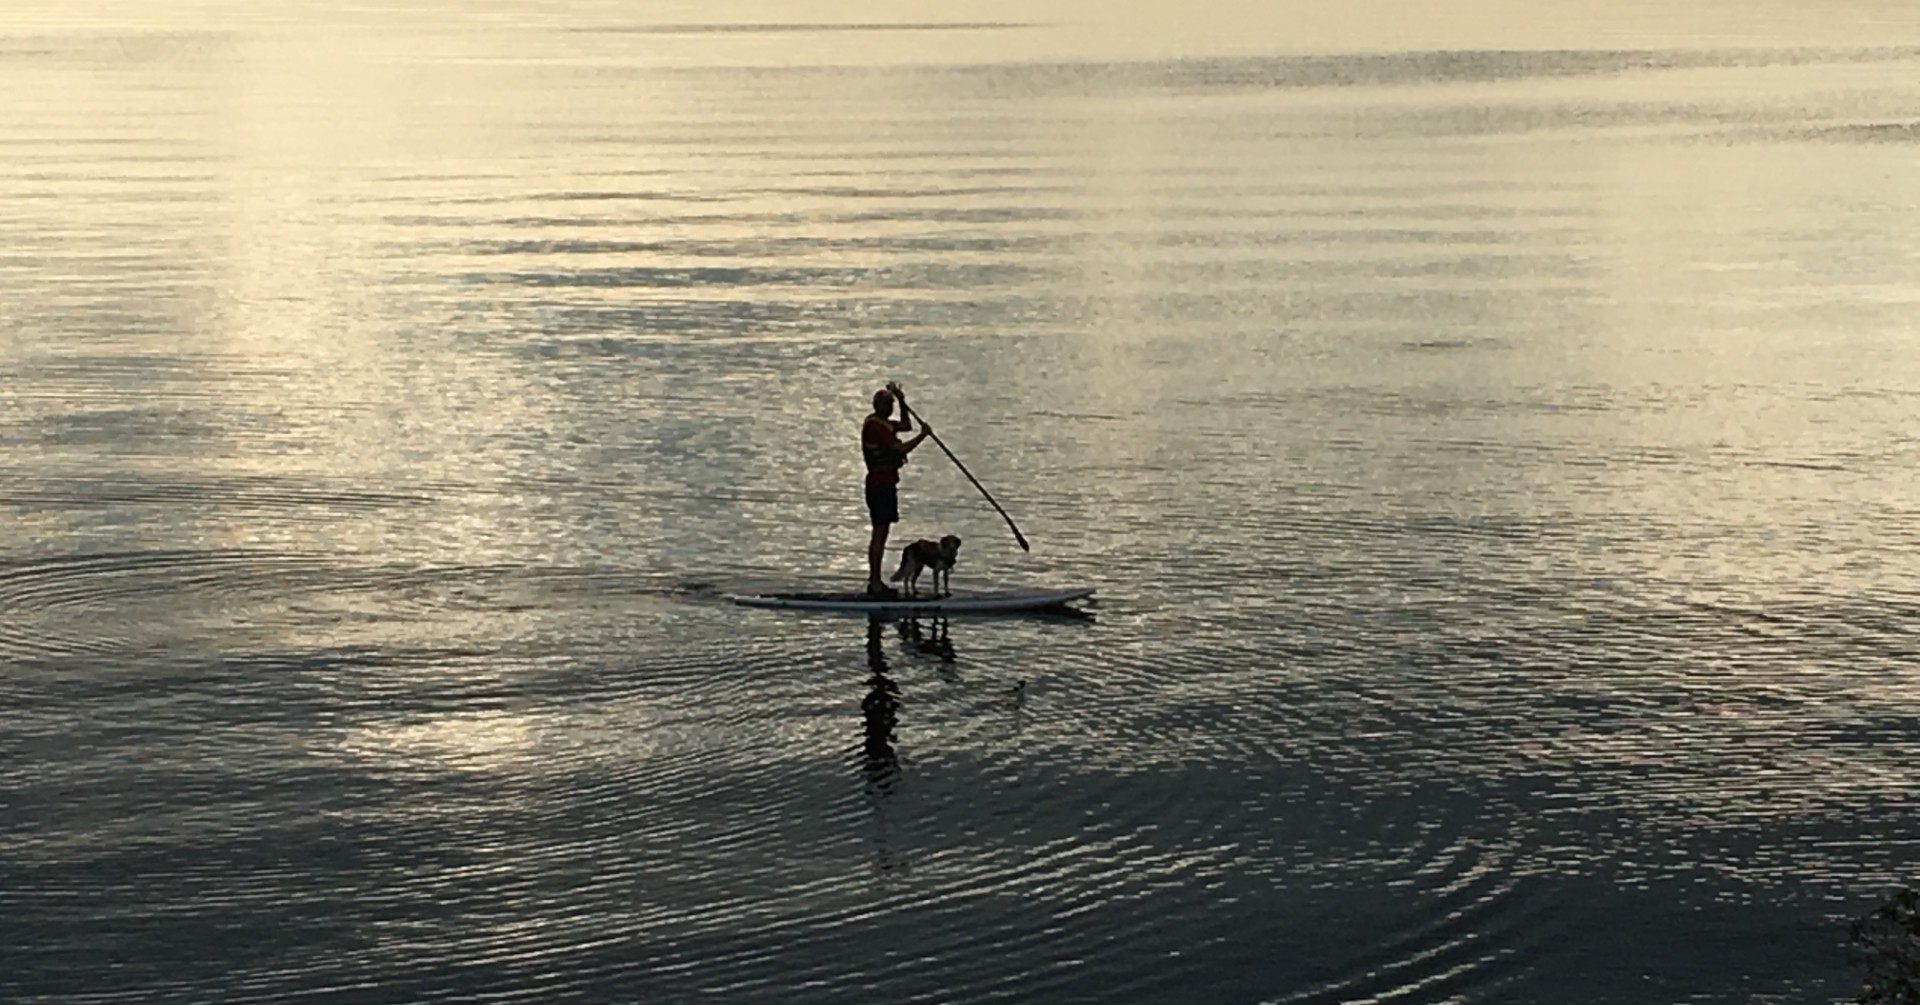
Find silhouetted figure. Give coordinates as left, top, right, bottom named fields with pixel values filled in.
left=861, top=383, right=930, bottom=596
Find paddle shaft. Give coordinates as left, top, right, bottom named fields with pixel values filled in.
left=897, top=400, right=1030, bottom=552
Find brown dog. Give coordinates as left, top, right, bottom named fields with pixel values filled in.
left=889, top=534, right=962, bottom=597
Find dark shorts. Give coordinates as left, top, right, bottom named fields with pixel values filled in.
left=865, top=484, right=899, bottom=526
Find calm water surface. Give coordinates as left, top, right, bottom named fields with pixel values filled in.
left=5, top=4, right=1920, bottom=1003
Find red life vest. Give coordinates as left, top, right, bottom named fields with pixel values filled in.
left=862, top=414, right=906, bottom=487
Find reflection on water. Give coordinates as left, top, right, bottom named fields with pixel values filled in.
left=898, top=615, right=958, bottom=665
left=862, top=618, right=905, bottom=874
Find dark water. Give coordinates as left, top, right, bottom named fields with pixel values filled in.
left=6, top=6, right=1920, bottom=1003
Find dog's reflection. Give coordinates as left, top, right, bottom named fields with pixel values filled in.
left=897, top=615, right=955, bottom=665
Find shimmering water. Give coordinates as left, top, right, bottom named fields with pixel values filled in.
left=6, top=4, right=1920, bottom=1003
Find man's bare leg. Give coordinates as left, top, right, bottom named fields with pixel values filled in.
left=867, top=523, right=891, bottom=593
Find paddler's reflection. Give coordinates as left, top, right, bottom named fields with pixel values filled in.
left=862, top=616, right=905, bottom=874
left=862, top=617, right=900, bottom=792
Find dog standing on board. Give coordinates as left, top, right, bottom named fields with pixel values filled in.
left=890, top=534, right=962, bottom=598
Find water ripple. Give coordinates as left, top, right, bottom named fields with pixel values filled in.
left=7, top=15, right=1920, bottom=1005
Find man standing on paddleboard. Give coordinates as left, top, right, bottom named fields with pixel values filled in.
left=863, top=383, right=930, bottom=597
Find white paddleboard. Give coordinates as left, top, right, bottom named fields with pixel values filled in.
left=731, top=587, right=1095, bottom=614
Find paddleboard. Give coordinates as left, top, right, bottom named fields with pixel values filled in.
left=731, top=587, right=1094, bottom=614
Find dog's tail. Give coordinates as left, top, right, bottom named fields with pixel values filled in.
left=888, top=556, right=909, bottom=582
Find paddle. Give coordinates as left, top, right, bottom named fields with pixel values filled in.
left=890, top=383, right=1031, bottom=552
